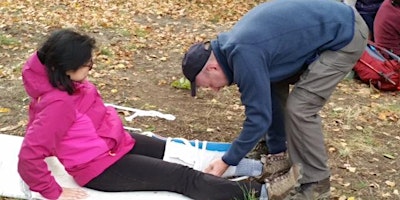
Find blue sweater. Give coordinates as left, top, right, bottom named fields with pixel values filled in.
left=211, top=0, right=355, bottom=166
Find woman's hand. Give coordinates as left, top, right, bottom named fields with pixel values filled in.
left=58, top=187, right=88, bottom=200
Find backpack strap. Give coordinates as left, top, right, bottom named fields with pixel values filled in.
left=367, top=41, right=400, bottom=62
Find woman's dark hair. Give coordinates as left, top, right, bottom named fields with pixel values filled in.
left=392, top=0, right=400, bottom=7
left=37, top=29, right=96, bottom=95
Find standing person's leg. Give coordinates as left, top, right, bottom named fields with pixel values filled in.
left=285, top=10, right=368, bottom=199
left=266, top=70, right=304, bottom=156
left=260, top=81, right=292, bottom=178
left=360, top=13, right=375, bottom=40
left=266, top=81, right=289, bottom=155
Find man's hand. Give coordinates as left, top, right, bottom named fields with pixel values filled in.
left=204, top=158, right=229, bottom=177
left=58, top=187, right=88, bottom=200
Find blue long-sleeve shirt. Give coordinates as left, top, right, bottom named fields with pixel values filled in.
left=211, top=0, right=355, bottom=166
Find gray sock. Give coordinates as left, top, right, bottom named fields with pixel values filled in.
left=234, top=158, right=263, bottom=176
left=260, top=184, right=268, bottom=200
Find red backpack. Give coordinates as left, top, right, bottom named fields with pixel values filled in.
left=353, top=42, right=400, bottom=91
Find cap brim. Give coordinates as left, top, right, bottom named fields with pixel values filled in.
left=190, top=81, right=196, bottom=97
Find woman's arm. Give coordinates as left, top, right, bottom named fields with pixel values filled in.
left=18, top=99, right=75, bottom=199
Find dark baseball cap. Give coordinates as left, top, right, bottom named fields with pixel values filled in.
left=182, top=42, right=212, bottom=96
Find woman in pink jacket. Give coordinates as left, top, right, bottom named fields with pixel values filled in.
left=18, top=29, right=301, bottom=200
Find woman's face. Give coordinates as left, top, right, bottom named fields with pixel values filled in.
left=66, top=59, right=93, bottom=82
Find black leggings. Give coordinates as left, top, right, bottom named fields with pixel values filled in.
left=85, top=133, right=262, bottom=200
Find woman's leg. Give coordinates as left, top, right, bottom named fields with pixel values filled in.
left=129, top=132, right=263, bottom=178
left=85, top=154, right=262, bottom=200
left=128, top=132, right=165, bottom=158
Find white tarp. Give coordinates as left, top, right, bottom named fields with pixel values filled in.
left=0, top=133, right=191, bottom=200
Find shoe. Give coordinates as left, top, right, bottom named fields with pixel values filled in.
left=246, top=140, right=269, bottom=160
left=289, top=177, right=331, bottom=200
left=266, top=163, right=302, bottom=200
left=258, top=153, right=292, bottom=181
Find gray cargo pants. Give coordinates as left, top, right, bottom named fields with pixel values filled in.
left=285, top=9, right=368, bottom=184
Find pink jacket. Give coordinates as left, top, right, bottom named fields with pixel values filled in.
left=18, top=53, right=135, bottom=199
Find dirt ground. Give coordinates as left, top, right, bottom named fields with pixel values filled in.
left=0, top=0, right=399, bottom=199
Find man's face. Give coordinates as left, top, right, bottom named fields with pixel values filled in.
left=195, top=64, right=228, bottom=92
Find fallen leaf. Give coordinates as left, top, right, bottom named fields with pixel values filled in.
left=385, top=180, right=396, bottom=187
left=0, top=124, right=21, bottom=132
left=383, top=154, right=395, bottom=159
left=357, top=88, right=370, bottom=96
left=370, top=93, right=380, bottom=99
left=382, top=192, right=391, bottom=198
left=338, top=195, right=347, bottom=200
left=341, top=182, right=351, bottom=187
left=347, top=167, right=356, bottom=173
left=0, top=107, right=11, bottom=113
left=171, top=77, right=190, bottom=89
left=342, top=125, right=351, bottom=130
left=118, top=110, right=130, bottom=116
left=333, top=107, right=344, bottom=112
left=158, top=79, right=167, bottom=86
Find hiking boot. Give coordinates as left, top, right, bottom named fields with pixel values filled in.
left=266, top=163, right=302, bottom=200
left=258, top=153, right=292, bottom=181
left=289, top=177, right=331, bottom=200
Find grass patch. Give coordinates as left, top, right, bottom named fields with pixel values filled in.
left=126, top=44, right=138, bottom=51
left=100, top=48, right=113, bottom=57
left=0, top=35, right=19, bottom=46
left=355, top=181, right=368, bottom=189
left=347, top=132, right=375, bottom=153
left=117, top=29, right=131, bottom=37
left=134, top=28, right=147, bottom=38
left=386, top=103, right=400, bottom=112
left=338, top=147, right=351, bottom=158
left=209, top=15, right=221, bottom=23
left=360, top=127, right=375, bottom=145
left=81, top=23, right=92, bottom=31
left=236, top=185, right=258, bottom=200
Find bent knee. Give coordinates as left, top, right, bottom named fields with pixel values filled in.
left=286, top=88, right=326, bottom=117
